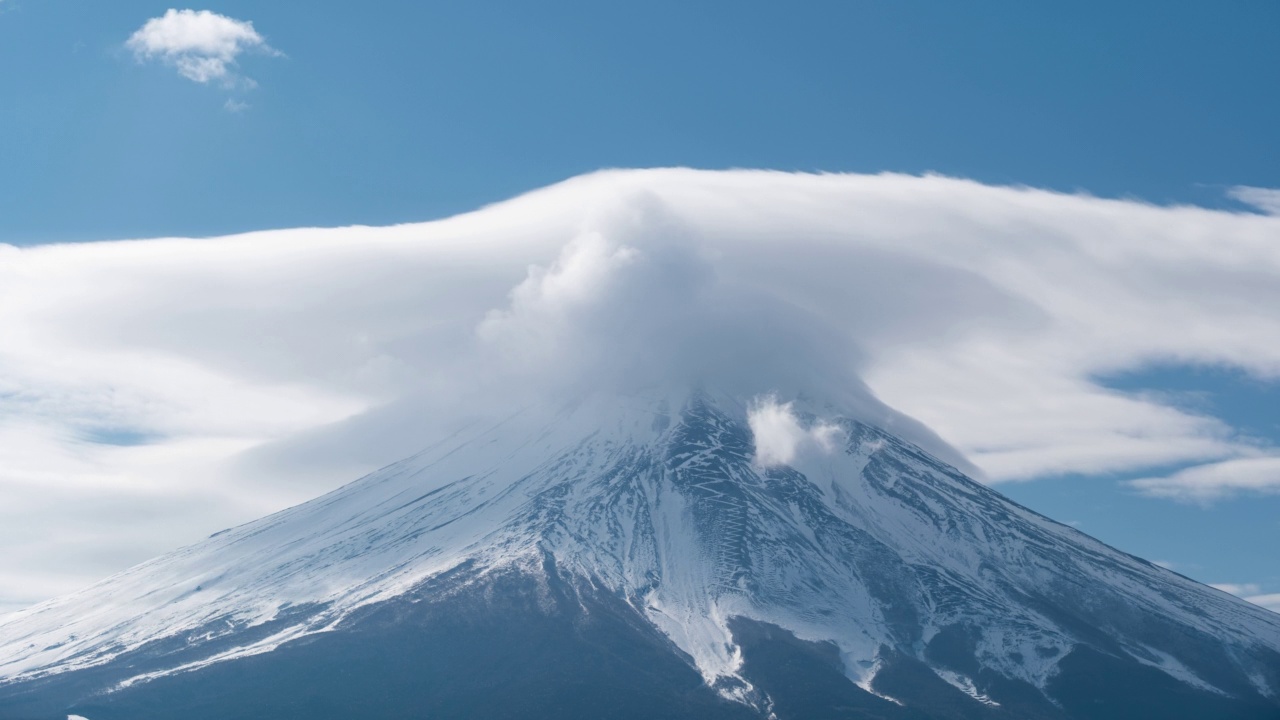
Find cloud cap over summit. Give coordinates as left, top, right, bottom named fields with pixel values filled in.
left=2, top=168, right=1280, bottom=608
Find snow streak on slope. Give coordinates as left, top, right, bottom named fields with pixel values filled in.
left=0, top=388, right=1278, bottom=703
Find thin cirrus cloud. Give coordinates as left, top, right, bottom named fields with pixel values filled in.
left=1229, top=186, right=1280, bottom=216
left=1129, top=456, right=1280, bottom=504
left=125, top=8, right=279, bottom=87
left=2, top=168, right=1280, bottom=609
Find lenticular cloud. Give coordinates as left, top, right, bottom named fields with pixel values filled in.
left=2, top=168, right=1280, bottom=604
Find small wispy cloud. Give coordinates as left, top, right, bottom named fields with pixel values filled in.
left=126, top=9, right=279, bottom=88
left=1227, top=186, right=1280, bottom=216
left=748, top=396, right=842, bottom=468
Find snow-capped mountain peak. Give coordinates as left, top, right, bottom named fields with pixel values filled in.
left=1, top=387, right=1278, bottom=719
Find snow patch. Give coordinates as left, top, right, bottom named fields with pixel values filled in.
left=935, top=669, right=1000, bottom=707
left=851, top=658, right=903, bottom=705
left=1128, top=645, right=1226, bottom=696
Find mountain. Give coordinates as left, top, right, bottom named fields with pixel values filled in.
left=1, top=388, right=1278, bottom=719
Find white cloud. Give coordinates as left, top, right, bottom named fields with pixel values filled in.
left=1128, top=456, right=1280, bottom=502
left=747, top=396, right=842, bottom=467
left=1210, top=583, right=1262, bottom=596
left=1215, top=583, right=1280, bottom=614
left=476, top=230, right=643, bottom=376
left=126, top=9, right=278, bottom=86
left=1245, top=593, right=1280, bottom=613
left=3, top=169, right=1280, bottom=604
left=1228, top=186, right=1280, bottom=216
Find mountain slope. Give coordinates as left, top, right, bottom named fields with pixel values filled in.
left=1, top=388, right=1278, bottom=719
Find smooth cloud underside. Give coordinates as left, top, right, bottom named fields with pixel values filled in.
left=126, top=8, right=277, bottom=86
left=2, top=169, right=1280, bottom=608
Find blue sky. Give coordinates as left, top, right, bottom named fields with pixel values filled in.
left=3, top=1, right=1278, bottom=243
left=1, top=1, right=1278, bottom=610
